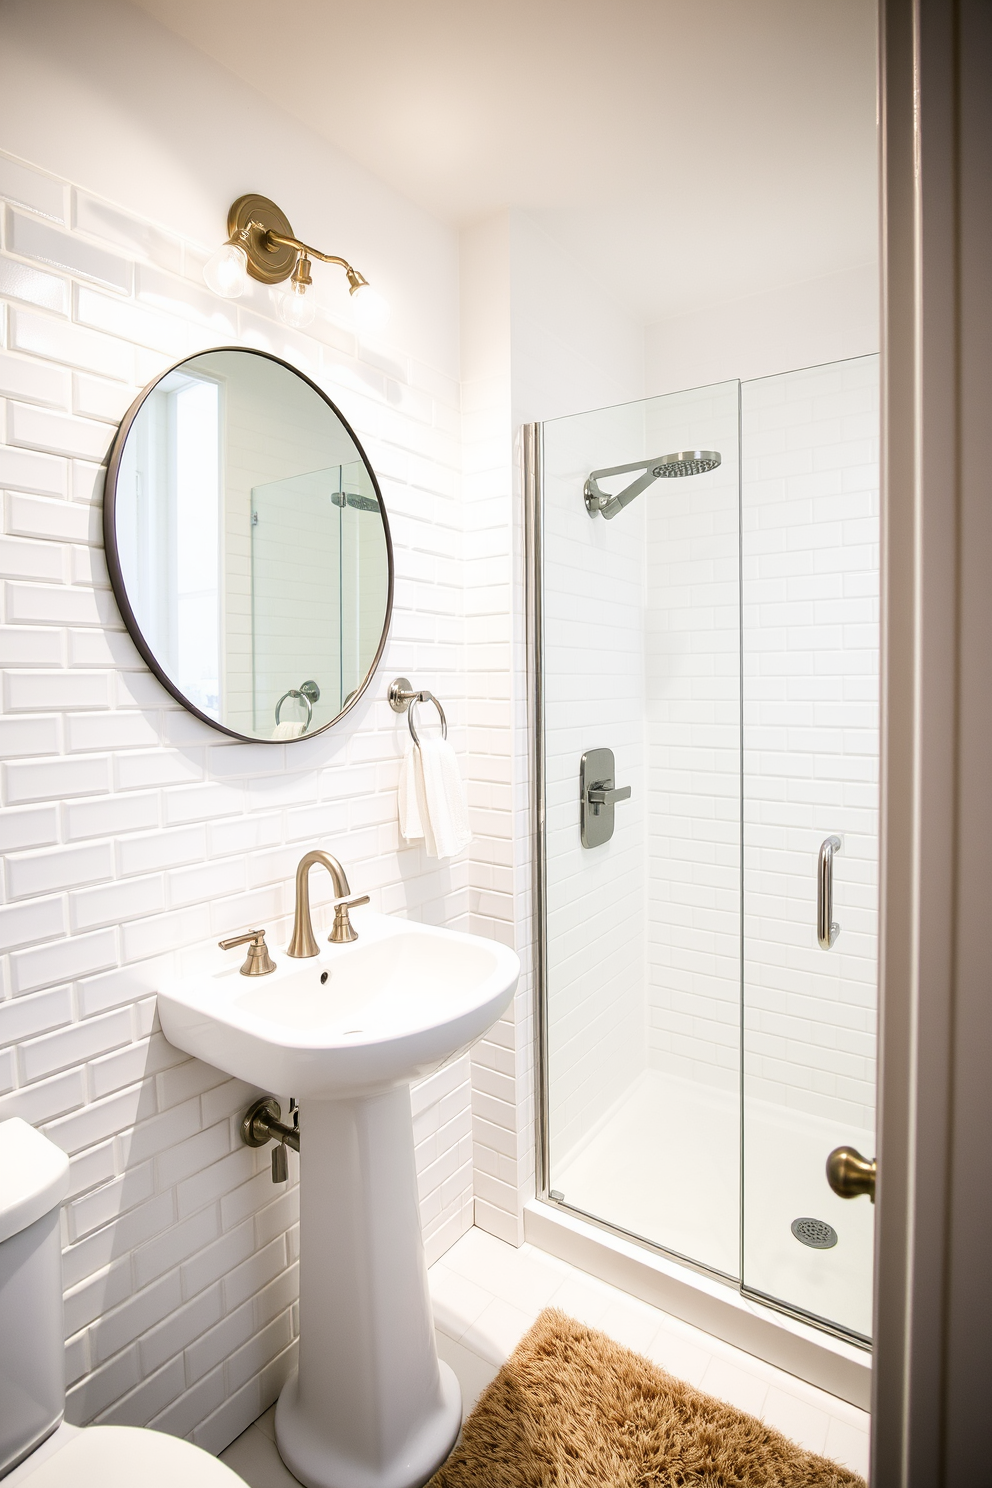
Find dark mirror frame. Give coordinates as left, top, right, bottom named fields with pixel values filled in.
left=102, top=346, right=394, bottom=744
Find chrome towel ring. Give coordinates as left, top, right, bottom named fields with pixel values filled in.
left=388, top=677, right=447, bottom=746
left=275, top=679, right=320, bottom=732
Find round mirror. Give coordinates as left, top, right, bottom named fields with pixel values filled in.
left=104, top=348, right=393, bottom=742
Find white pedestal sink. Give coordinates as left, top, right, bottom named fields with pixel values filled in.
left=158, top=912, right=519, bottom=1488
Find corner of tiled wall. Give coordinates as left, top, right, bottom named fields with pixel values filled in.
left=461, top=387, right=537, bottom=1248
left=457, top=320, right=537, bottom=1249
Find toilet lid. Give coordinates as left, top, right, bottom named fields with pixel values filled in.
left=0, top=1118, right=69, bottom=1243
left=17, top=1427, right=246, bottom=1486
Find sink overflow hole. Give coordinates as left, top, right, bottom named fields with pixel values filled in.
left=791, top=1216, right=838, bottom=1249
left=320, top=972, right=329, bottom=984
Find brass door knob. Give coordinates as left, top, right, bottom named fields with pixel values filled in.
left=826, top=1146, right=877, bottom=1203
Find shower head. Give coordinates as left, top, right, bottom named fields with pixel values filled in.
left=584, top=449, right=722, bottom=520
left=650, top=451, right=721, bottom=478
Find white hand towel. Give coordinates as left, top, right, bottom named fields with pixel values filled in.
left=272, top=720, right=305, bottom=740
left=398, top=736, right=426, bottom=843
left=397, top=735, right=471, bottom=858
left=417, top=734, right=472, bottom=859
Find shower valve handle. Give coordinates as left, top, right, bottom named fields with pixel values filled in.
left=587, top=782, right=632, bottom=812
left=579, top=748, right=628, bottom=848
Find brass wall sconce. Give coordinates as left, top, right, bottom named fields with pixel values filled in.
left=203, top=194, right=388, bottom=330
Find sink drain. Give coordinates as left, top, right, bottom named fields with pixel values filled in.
left=791, top=1216, right=838, bottom=1249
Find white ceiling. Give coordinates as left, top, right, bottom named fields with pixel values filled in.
left=131, top=0, right=878, bottom=325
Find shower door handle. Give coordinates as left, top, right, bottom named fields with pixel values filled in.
left=817, top=836, right=842, bottom=949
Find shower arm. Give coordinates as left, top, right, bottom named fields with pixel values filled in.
left=584, top=450, right=721, bottom=519
left=584, top=463, right=660, bottom=520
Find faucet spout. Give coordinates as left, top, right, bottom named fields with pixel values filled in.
left=287, top=850, right=352, bottom=958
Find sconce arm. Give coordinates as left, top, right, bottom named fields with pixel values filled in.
left=265, top=232, right=361, bottom=277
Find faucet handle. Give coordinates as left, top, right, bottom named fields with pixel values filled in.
left=218, top=928, right=276, bottom=977
left=329, top=895, right=370, bottom=945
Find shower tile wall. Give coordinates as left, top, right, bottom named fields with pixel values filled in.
left=0, top=152, right=470, bottom=1449
left=543, top=402, right=647, bottom=1171
left=741, top=357, right=879, bottom=1133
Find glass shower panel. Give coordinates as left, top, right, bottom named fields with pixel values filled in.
left=337, top=466, right=389, bottom=706
left=543, top=380, right=742, bottom=1276
left=250, top=461, right=386, bottom=732
left=740, top=355, right=879, bottom=1339
left=251, top=466, right=343, bottom=733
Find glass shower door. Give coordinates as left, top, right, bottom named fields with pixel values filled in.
left=536, top=354, right=878, bottom=1346
left=541, top=380, right=742, bottom=1277
left=740, top=356, right=879, bottom=1340
left=250, top=460, right=387, bottom=732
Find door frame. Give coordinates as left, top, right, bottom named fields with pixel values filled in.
left=872, top=0, right=992, bottom=1480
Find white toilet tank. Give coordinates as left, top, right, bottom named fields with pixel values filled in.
left=0, top=1118, right=70, bottom=1480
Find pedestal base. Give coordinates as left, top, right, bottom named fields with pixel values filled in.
left=276, top=1362, right=461, bottom=1488
left=273, top=1088, right=461, bottom=1488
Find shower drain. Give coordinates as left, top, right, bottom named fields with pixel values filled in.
left=791, top=1216, right=838, bottom=1249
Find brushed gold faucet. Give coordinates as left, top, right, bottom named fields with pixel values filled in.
left=287, top=849, right=369, bottom=956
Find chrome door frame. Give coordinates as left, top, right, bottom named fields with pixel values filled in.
left=523, top=421, right=550, bottom=1200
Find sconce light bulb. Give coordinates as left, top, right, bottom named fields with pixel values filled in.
left=349, top=281, right=390, bottom=330
left=203, top=241, right=249, bottom=299
left=276, top=281, right=317, bottom=330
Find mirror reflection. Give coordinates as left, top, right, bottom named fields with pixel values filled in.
left=107, top=349, right=391, bottom=741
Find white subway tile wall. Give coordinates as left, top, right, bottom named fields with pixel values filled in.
left=0, top=150, right=473, bottom=1452
left=460, top=353, right=527, bottom=1247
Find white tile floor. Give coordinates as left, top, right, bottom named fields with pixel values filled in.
left=219, top=1226, right=870, bottom=1485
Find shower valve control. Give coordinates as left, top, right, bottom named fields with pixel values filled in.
left=580, top=747, right=631, bottom=848
left=588, top=784, right=632, bottom=810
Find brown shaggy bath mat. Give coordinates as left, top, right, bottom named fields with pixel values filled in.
left=430, top=1309, right=865, bottom=1487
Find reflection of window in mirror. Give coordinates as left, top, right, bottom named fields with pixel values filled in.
left=116, top=370, right=222, bottom=720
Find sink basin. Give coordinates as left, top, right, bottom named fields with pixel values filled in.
left=158, top=909, right=519, bottom=1488
left=158, top=911, right=519, bottom=1098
